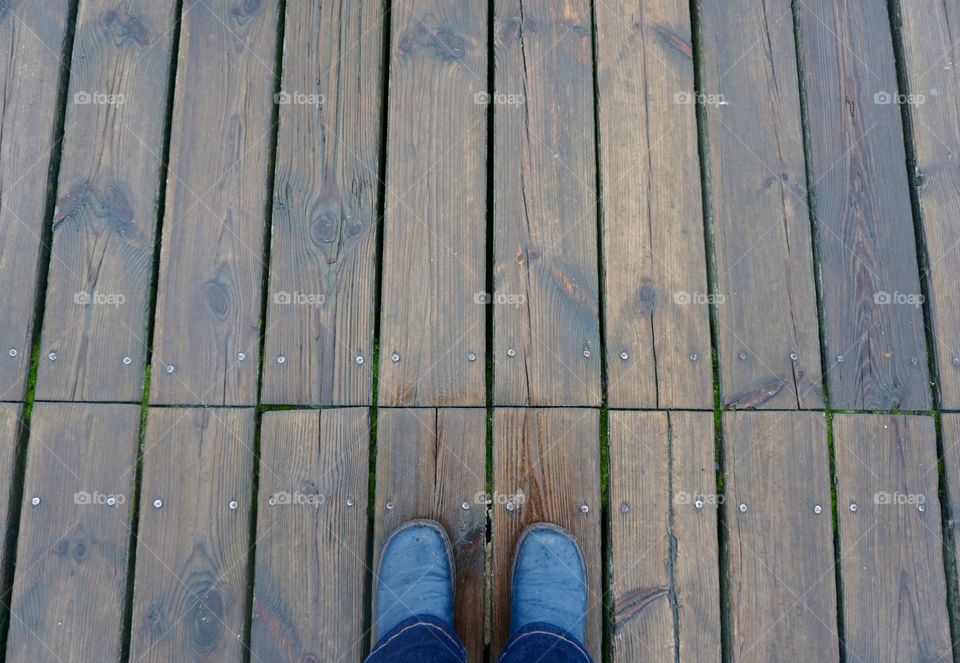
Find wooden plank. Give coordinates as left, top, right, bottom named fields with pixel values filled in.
left=0, top=404, right=22, bottom=592
left=0, top=1, right=72, bottom=401
left=942, top=414, right=960, bottom=614
left=492, top=408, right=601, bottom=658
left=700, top=0, right=823, bottom=409
left=797, top=0, right=929, bottom=409
left=492, top=0, right=600, bottom=406
left=5, top=403, right=140, bottom=663
left=149, top=0, right=279, bottom=405
left=722, top=412, right=838, bottom=663
left=373, top=408, right=486, bottom=662
left=593, top=0, right=712, bottom=409
left=251, top=409, right=369, bottom=663
left=834, top=414, right=951, bottom=662
left=34, top=0, right=179, bottom=402
left=261, top=1, right=385, bottom=406
left=128, top=407, right=256, bottom=663
left=896, top=0, right=960, bottom=407
left=377, top=0, right=487, bottom=406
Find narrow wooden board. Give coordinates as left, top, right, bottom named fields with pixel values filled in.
left=0, top=404, right=22, bottom=597
left=834, top=415, right=951, bottom=662
left=797, top=0, right=930, bottom=409
left=34, top=0, right=179, bottom=402
left=377, top=1, right=487, bottom=406
left=0, top=1, right=72, bottom=401
left=149, top=0, right=279, bottom=405
left=896, top=0, right=960, bottom=407
left=700, top=0, right=823, bottom=409
left=492, top=0, right=600, bottom=406
left=492, top=408, right=601, bottom=658
left=941, top=414, right=960, bottom=612
left=261, top=1, right=385, bottom=406
left=722, top=412, right=838, bottom=663
left=128, top=407, right=256, bottom=663
left=593, top=0, right=712, bottom=409
left=373, top=408, right=486, bottom=662
left=251, top=409, right=369, bottom=663
left=5, top=403, right=140, bottom=663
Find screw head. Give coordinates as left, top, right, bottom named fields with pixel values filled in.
left=385, top=501, right=394, bottom=511
left=391, top=352, right=400, bottom=363
left=579, top=503, right=589, bottom=513
left=619, top=501, right=630, bottom=513
left=739, top=503, right=747, bottom=513
left=268, top=497, right=277, bottom=506
left=695, top=499, right=704, bottom=509
left=737, top=351, right=747, bottom=361
left=790, top=352, right=799, bottom=361
left=122, top=356, right=132, bottom=365
left=7, top=348, right=17, bottom=357
left=229, top=500, right=238, bottom=510
left=467, top=352, right=477, bottom=362
left=237, top=352, right=246, bottom=361
left=461, top=501, right=470, bottom=510
left=849, top=503, right=858, bottom=512
left=355, top=355, right=364, bottom=365
left=153, top=499, right=163, bottom=509
left=346, top=497, right=355, bottom=507
left=505, top=501, right=516, bottom=512
left=507, top=348, right=517, bottom=358
left=910, top=357, right=919, bottom=365
left=48, top=351, right=58, bottom=361
left=620, top=351, right=629, bottom=360
left=918, top=503, right=926, bottom=513
left=690, top=352, right=699, bottom=362
left=277, top=355, right=286, bottom=364
left=814, top=505, right=823, bottom=514
left=836, top=354, right=845, bottom=363
left=953, top=356, right=960, bottom=368
left=31, top=496, right=40, bottom=506
left=106, top=496, right=117, bottom=506
left=583, top=349, right=591, bottom=358
left=166, top=364, right=175, bottom=374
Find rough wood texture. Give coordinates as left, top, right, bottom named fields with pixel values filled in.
left=0, top=0, right=72, bottom=401
left=5, top=403, right=140, bottom=663
left=492, top=408, right=601, bottom=658
left=128, top=407, right=256, bottom=663
left=797, top=0, right=929, bottom=409
left=594, top=0, right=712, bottom=409
left=492, top=0, right=601, bottom=406
left=261, top=1, right=385, bottom=406
left=251, top=409, right=369, bottom=663
left=149, top=0, right=278, bottom=405
left=834, top=415, right=951, bottom=662
left=0, top=404, right=22, bottom=592
left=942, top=414, right=960, bottom=610
left=378, top=1, right=487, bottom=406
left=35, top=0, right=179, bottom=402
left=373, top=408, right=486, bottom=661
left=722, top=412, right=838, bottom=663
left=701, top=0, right=823, bottom=409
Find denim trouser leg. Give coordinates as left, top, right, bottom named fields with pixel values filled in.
left=364, top=616, right=467, bottom=663
left=496, top=622, right=595, bottom=663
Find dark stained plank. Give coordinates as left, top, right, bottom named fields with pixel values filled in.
left=149, top=0, right=279, bottom=406
left=492, top=0, right=600, bottom=406
left=0, top=1, right=72, bottom=401
left=128, top=407, right=256, bottom=663
left=700, top=0, right=823, bottom=409
left=797, top=0, right=929, bottom=409
left=594, top=0, right=712, bottom=409
left=492, top=408, right=601, bottom=658
left=942, top=414, right=960, bottom=606
left=251, top=409, right=369, bottom=663
left=377, top=1, right=487, bottom=406
left=834, top=414, right=951, bottom=662
left=5, top=403, right=140, bottom=663
left=261, top=1, right=385, bottom=406
left=35, top=0, right=179, bottom=402
left=373, top=408, right=486, bottom=662
left=0, top=404, right=22, bottom=593
left=722, top=412, right=838, bottom=663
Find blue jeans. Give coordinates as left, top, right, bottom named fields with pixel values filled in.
left=364, top=615, right=595, bottom=663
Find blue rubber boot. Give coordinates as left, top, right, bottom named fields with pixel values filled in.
left=508, top=523, right=588, bottom=643
left=374, top=520, right=455, bottom=641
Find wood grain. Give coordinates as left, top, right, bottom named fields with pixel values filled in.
left=941, top=413, right=960, bottom=617
left=35, top=0, right=179, bottom=402
left=834, top=414, right=951, bottom=662
left=251, top=408, right=369, bottom=663
left=722, top=411, right=838, bottom=663
left=0, top=404, right=22, bottom=605
left=797, top=0, right=930, bottom=409
left=700, top=0, right=823, bottom=409
left=0, top=0, right=72, bottom=401
left=149, top=0, right=278, bottom=405
left=378, top=1, right=487, bottom=406
left=594, top=0, right=712, bottom=409
left=261, top=0, right=385, bottom=406
left=128, top=407, right=256, bottom=663
left=5, top=403, right=140, bottom=663
left=492, top=0, right=601, bottom=406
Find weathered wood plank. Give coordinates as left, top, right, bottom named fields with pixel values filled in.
left=0, top=1, right=72, bottom=400
left=261, top=1, right=385, bottom=405
left=700, top=0, right=823, bottom=409
left=149, top=0, right=278, bottom=405
left=35, top=0, right=179, bottom=402
left=251, top=408, right=369, bottom=663
left=723, top=411, right=838, bottom=663
left=5, top=403, right=140, bottom=663
left=492, top=408, right=601, bottom=658
left=128, top=407, right=256, bottom=663
left=377, top=1, right=487, bottom=406
left=797, top=0, right=929, bottom=409
left=373, top=408, right=486, bottom=662
left=942, top=414, right=960, bottom=618
left=834, top=414, right=951, bottom=662
left=594, top=0, right=712, bottom=409
left=492, top=0, right=600, bottom=406
left=0, top=404, right=22, bottom=598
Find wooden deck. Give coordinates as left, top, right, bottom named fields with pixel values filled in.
left=0, top=1, right=958, bottom=661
